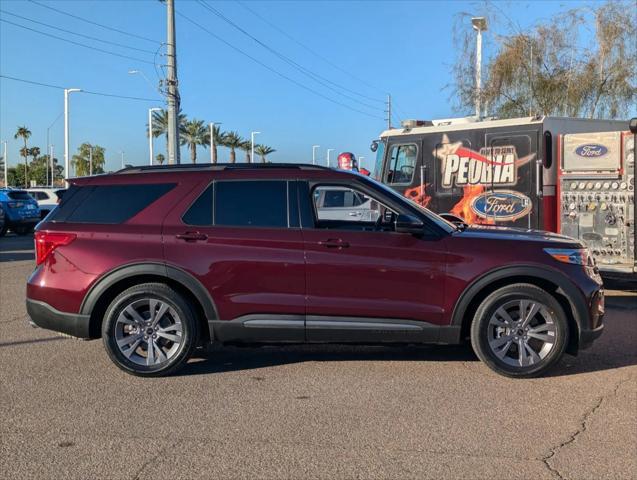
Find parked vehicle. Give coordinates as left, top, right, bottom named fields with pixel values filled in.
left=27, top=164, right=604, bottom=378
left=0, top=188, right=41, bottom=236
left=371, top=115, right=633, bottom=273
left=0, top=204, right=5, bottom=235
left=26, top=188, right=66, bottom=219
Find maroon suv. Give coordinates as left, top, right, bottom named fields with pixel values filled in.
left=27, top=164, right=604, bottom=377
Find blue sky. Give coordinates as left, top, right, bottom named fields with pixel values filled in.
left=0, top=0, right=604, bottom=173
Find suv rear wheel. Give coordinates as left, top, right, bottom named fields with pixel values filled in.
left=470, top=283, right=568, bottom=378
left=102, top=283, right=197, bottom=377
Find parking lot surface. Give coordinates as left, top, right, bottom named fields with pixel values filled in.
left=1, top=234, right=636, bottom=479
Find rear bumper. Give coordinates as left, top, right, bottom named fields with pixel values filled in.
left=7, top=217, right=39, bottom=226
left=26, top=298, right=91, bottom=338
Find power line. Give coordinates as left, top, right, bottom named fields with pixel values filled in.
left=0, top=9, right=156, bottom=54
left=237, top=0, right=387, bottom=99
left=1, top=18, right=155, bottom=66
left=0, top=75, right=163, bottom=102
left=176, top=11, right=383, bottom=120
left=28, top=0, right=160, bottom=44
left=197, top=1, right=382, bottom=111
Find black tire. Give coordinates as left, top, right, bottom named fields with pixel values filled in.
left=470, top=283, right=568, bottom=378
left=0, top=223, right=7, bottom=237
left=102, top=283, right=198, bottom=377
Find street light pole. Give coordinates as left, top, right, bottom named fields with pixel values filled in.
left=250, top=131, right=260, bottom=164
left=46, top=112, right=63, bottom=187
left=209, top=122, right=221, bottom=164
left=119, top=151, right=125, bottom=169
left=64, top=88, right=82, bottom=186
left=2, top=140, right=7, bottom=187
left=89, top=146, right=93, bottom=176
left=50, top=145, right=54, bottom=185
left=148, top=107, right=162, bottom=165
left=312, top=145, right=320, bottom=165
left=326, top=149, right=334, bottom=167
left=471, top=17, right=487, bottom=119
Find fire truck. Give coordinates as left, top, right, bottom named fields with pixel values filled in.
left=368, top=115, right=636, bottom=274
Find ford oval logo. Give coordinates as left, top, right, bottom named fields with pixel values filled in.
left=575, top=143, right=608, bottom=158
left=470, top=190, right=532, bottom=222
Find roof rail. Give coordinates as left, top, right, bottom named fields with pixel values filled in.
left=116, top=163, right=332, bottom=174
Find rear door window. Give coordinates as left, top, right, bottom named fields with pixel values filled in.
left=49, top=183, right=175, bottom=224
left=214, top=180, right=288, bottom=228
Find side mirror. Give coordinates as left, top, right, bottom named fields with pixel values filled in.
left=395, top=213, right=424, bottom=235
left=629, top=118, right=637, bottom=134
left=370, top=140, right=379, bottom=152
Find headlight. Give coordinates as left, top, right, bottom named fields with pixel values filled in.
left=544, top=248, right=594, bottom=266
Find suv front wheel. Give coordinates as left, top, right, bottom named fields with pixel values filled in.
left=470, top=283, right=568, bottom=378
left=102, top=283, right=197, bottom=377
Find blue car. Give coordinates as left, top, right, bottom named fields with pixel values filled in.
left=0, top=188, right=41, bottom=236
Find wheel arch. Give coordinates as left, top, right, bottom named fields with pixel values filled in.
left=451, top=265, right=588, bottom=354
left=80, top=262, right=218, bottom=341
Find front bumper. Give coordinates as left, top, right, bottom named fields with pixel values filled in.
left=579, top=323, right=604, bottom=350
left=26, top=298, right=91, bottom=338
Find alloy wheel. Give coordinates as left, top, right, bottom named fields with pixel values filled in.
left=114, top=298, right=183, bottom=367
left=487, top=299, right=557, bottom=367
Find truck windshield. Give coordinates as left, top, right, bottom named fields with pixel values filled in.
left=373, top=140, right=386, bottom=181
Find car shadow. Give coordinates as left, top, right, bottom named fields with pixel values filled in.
left=0, top=251, right=34, bottom=262
left=181, top=344, right=478, bottom=376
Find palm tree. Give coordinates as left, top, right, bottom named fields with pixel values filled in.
left=254, top=144, right=276, bottom=163
left=29, top=146, right=41, bottom=163
left=180, top=119, right=208, bottom=163
left=222, top=131, right=243, bottom=164
left=155, top=153, right=165, bottom=165
left=72, top=143, right=106, bottom=177
left=205, top=124, right=225, bottom=164
left=149, top=109, right=187, bottom=158
left=239, top=140, right=252, bottom=163
left=14, top=126, right=31, bottom=187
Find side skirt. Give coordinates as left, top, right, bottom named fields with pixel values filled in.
left=210, top=315, right=461, bottom=345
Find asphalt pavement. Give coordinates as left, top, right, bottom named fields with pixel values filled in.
left=1, top=234, right=635, bottom=480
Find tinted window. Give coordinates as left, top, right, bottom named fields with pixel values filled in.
left=215, top=181, right=288, bottom=228
left=50, top=183, right=175, bottom=224
left=7, top=191, right=33, bottom=201
left=182, top=185, right=213, bottom=226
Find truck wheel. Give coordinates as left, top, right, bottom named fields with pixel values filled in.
left=102, top=283, right=198, bottom=377
left=470, top=283, right=568, bottom=378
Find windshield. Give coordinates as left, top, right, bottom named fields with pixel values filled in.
left=372, top=140, right=386, bottom=181
left=359, top=175, right=457, bottom=234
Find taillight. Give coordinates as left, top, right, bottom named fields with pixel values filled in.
left=34, top=231, right=76, bottom=265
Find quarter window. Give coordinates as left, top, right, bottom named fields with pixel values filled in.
left=385, top=144, right=417, bottom=185
left=182, top=185, right=213, bottom=226
left=214, top=180, right=288, bottom=228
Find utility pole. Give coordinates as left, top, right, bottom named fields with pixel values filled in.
left=326, top=149, right=334, bottom=168
left=385, top=94, right=392, bottom=129
left=2, top=140, right=7, bottom=187
left=148, top=107, right=162, bottom=165
left=165, top=0, right=180, bottom=164
left=471, top=17, right=487, bottom=119
left=64, top=88, right=82, bottom=186
left=312, top=145, right=320, bottom=165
